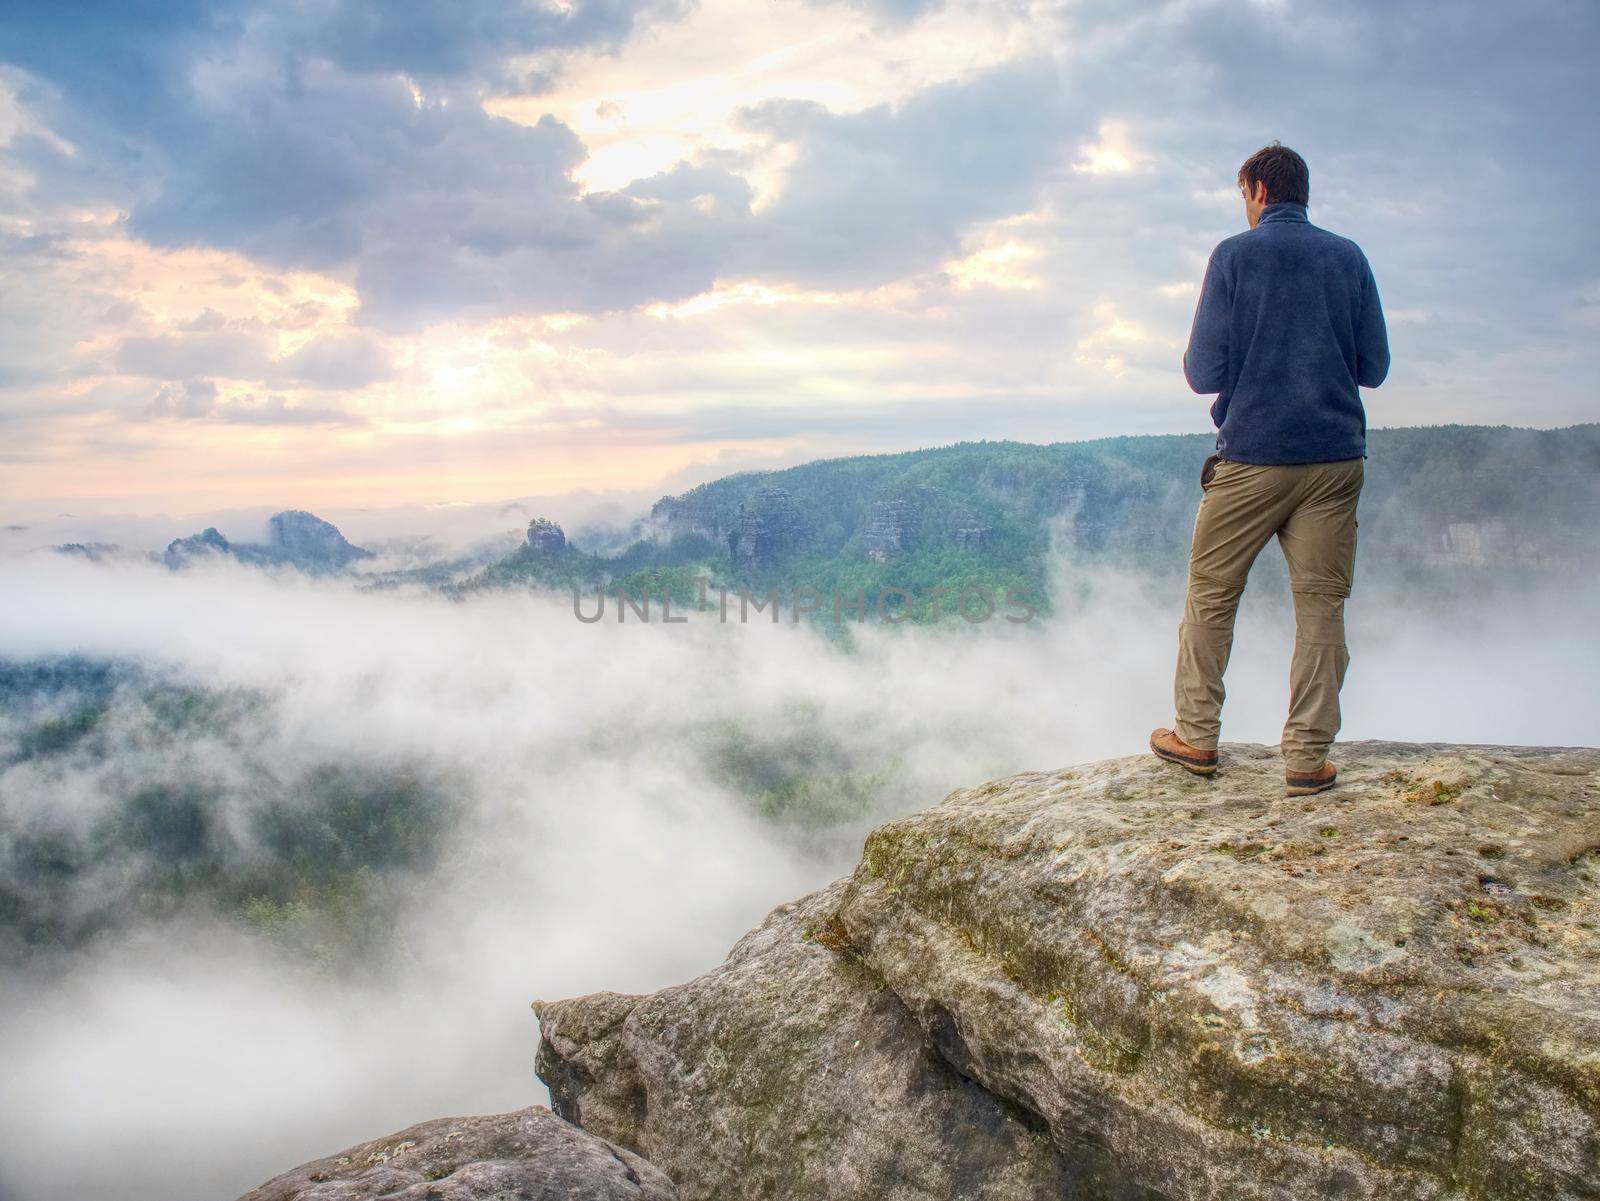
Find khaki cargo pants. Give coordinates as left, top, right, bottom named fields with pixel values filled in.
left=1173, top=454, right=1363, bottom=772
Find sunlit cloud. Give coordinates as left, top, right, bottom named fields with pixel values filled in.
left=1073, top=299, right=1179, bottom=379
left=491, top=0, right=1048, bottom=198
left=642, top=280, right=848, bottom=320
left=939, top=209, right=1051, bottom=291
left=1072, top=119, right=1148, bottom=176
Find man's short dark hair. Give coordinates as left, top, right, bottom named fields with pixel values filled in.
left=1238, top=142, right=1309, bottom=206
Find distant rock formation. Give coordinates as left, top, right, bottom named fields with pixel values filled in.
left=54, top=541, right=125, bottom=562
left=644, top=495, right=719, bottom=545
left=952, top=524, right=991, bottom=550
left=1429, top=520, right=1555, bottom=568
left=536, top=742, right=1600, bottom=1200
left=162, top=511, right=371, bottom=574
left=236, top=1106, right=676, bottom=1200
left=861, top=495, right=924, bottom=562
left=950, top=504, right=992, bottom=551
left=728, top=486, right=806, bottom=565
left=163, top=526, right=231, bottom=570
left=525, top=517, right=568, bottom=555
left=860, top=488, right=1003, bottom=559
left=258, top=509, right=373, bottom=572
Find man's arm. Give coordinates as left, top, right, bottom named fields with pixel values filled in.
left=1182, top=251, right=1230, bottom=394
left=1355, top=255, right=1390, bottom=388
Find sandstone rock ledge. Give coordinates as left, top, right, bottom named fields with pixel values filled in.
left=536, top=742, right=1600, bottom=1201
left=237, top=1105, right=677, bottom=1200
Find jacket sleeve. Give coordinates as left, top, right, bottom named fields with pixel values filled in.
left=1355, top=255, right=1390, bottom=388
left=1182, top=251, right=1230, bottom=395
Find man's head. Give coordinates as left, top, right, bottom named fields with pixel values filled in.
left=1238, top=142, right=1309, bottom=228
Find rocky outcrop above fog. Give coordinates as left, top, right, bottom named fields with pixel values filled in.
left=248, top=509, right=372, bottom=571
left=860, top=485, right=940, bottom=562
left=526, top=516, right=568, bottom=555
left=861, top=495, right=922, bottom=561
left=236, top=1105, right=677, bottom=1200
left=949, top=503, right=992, bottom=551
left=728, top=486, right=808, bottom=566
left=535, top=879, right=1074, bottom=1199
left=161, top=510, right=371, bottom=574
left=536, top=742, right=1600, bottom=1200
left=163, top=525, right=232, bottom=569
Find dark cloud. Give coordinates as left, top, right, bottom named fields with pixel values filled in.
left=284, top=0, right=691, bottom=83
left=0, top=0, right=697, bottom=329
left=0, top=0, right=686, bottom=102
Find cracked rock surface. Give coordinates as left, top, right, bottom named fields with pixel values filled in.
left=236, top=1105, right=677, bottom=1200
left=536, top=742, right=1600, bottom=1200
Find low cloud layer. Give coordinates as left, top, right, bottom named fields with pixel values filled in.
left=0, top=545, right=1595, bottom=1199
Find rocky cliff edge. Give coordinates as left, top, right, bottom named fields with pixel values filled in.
left=536, top=742, right=1600, bottom=1201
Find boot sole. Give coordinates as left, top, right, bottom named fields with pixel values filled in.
left=1285, top=776, right=1336, bottom=797
left=1151, top=742, right=1218, bottom=776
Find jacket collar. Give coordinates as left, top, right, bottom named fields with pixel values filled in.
left=1257, top=201, right=1308, bottom=226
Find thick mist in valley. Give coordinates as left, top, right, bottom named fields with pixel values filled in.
left=1, top=542, right=1596, bottom=1201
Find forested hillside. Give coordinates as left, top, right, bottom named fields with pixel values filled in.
left=472, top=425, right=1600, bottom=621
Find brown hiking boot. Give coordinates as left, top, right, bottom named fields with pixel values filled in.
left=1149, top=728, right=1218, bottom=776
left=1286, top=761, right=1337, bottom=796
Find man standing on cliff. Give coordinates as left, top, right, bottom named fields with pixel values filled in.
left=1150, top=143, right=1390, bottom=796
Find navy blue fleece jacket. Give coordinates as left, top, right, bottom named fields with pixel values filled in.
left=1183, top=201, right=1390, bottom=464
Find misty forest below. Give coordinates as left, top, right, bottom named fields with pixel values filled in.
left=0, top=656, right=888, bottom=974
left=8, top=425, right=1598, bottom=978
left=2, top=424, right=1598, bottom=1200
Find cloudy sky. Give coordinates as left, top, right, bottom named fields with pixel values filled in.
left=2, top=0, right=1595, bottom=518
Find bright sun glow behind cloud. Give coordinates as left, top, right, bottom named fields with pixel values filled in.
left=1073, top=120, right=1147, bottom=176
left=491, top=0, right=1049, bottom=199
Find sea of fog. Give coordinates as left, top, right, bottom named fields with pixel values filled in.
left=1, top=543, right=1596, bottom=1200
